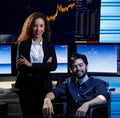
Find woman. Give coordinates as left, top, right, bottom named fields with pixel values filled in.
left=15, top=12, right=57, bottom=118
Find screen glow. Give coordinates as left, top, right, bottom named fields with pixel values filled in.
left=51, top=44, right=68, bottom=73
left=77, top=44, right=117, bottom=74
left=0, top=45, right=11, bottom=74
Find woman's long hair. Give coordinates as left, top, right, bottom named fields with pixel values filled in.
left=17, top=12, right=51, bottom=42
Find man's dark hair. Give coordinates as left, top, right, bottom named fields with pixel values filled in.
left=69, top=52, right=88, bottom=67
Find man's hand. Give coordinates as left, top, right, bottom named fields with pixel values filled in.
left=42, top=98, right=54, bottom=118
left=75, top=102, right=89, bottom=118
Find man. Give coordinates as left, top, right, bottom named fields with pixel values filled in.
left=42, top=52, right=108, bottom=118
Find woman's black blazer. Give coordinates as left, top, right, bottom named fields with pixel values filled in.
left=15, top=39, right=57, bottom=94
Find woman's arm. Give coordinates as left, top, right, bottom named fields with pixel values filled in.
left=32, top=42, right=57, bottom=72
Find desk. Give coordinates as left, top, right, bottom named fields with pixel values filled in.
left=0, top=102, right=8, bottom=118
left=0, top=92, right=23, bottom=118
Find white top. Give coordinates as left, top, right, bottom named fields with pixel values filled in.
left=30, top=39, right=44, bottom=63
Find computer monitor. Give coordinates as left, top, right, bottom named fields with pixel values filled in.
left=51, top=44, right=68, bottom=74
left=0, top=43, right=17, bottom=76
left=76, top=44, right=119, bottom=76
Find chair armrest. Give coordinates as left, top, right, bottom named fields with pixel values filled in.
left=52, top=96, right=66, bottom=103
left=52, top=96, right=66, bottom=118
left=88, top=102, right=109, bottom=118
left=89, top=102, right=109, bottom=110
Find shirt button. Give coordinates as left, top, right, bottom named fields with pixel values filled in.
left=78, top=94, right=80, bottom=96
left=75, top=100, right=78, bottom=102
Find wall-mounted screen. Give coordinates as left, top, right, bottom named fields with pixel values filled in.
left=99, top=0, right=120, bottom=43
left=0, top=43, right=17, bottom=76
left=1, top=0, right=76, bottom=43
left=77, top=44, right=119, bottom=75
left=0, top=44, right=11, bottom=74
left=51, top=44, right=68, bottom=74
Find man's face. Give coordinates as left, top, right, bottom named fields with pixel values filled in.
left=71, top=58, right=88, bottom=79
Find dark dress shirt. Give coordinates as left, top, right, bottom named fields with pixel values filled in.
left=52, top=76, right=108, bottom=117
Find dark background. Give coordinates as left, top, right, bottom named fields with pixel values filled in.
left=0, top=0, right=100, bottom=44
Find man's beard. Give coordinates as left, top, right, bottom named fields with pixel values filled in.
left=75, top=69, right=87, bottom=79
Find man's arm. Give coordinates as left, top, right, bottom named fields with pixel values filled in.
left=75, top=95, right=106, bottom=118
left=42, top=92, right=55, bottom=118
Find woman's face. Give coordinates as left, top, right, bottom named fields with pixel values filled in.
left=32, top=18, right=45, bottom=39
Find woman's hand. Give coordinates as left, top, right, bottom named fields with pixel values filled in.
left=17, top=55, right=32, bottom=67
left=47, top=57, right=52, bottom=63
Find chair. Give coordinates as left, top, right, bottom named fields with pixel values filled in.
left=52, top=88, right=115, bottom=118
left=87, top=88, right=115, bottom=118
